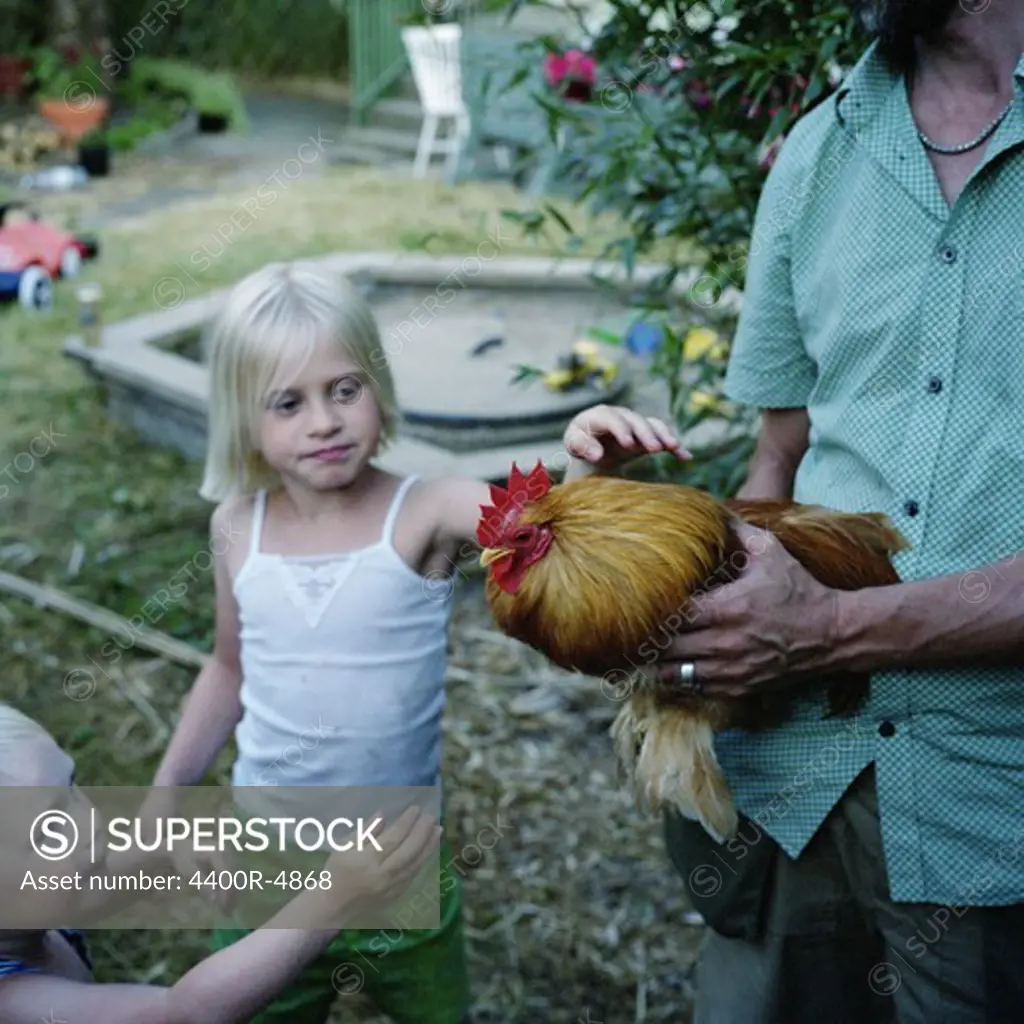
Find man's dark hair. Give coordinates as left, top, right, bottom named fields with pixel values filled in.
left=848, top=0, right=962, bottom=74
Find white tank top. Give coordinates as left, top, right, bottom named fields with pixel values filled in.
left=229, top=475, right=452, bottom=797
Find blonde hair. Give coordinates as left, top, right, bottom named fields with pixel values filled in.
left=199, top=261, right=399, bottom=503
left=0, top=703, right=49, bottom=785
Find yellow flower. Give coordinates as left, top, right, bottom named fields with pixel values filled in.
left=682, top=326, right=727, bottom=362
left=687, top=390, right=723, bottom=414
left=572, top=339, right=601, bottom=360
left=543, top=369, right=575, bottom=391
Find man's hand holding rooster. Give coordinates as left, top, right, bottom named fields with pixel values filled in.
left=560, top=405, right=860, bottom=697
left=653, top=521, right=846, bottom=697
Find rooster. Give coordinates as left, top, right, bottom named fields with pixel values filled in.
left=477, top=461, right=908, bottom=842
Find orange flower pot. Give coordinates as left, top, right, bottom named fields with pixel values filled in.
left=37, top=96, right=109, bottom=142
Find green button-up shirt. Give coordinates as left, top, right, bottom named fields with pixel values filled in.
left=719, top=40, right=1024, bottom=905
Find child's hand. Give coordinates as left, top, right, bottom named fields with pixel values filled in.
left=564, top=404, right=691, bottom=471
left=322, top=806, right=440, bottom=921
left=138, top=790, right=236, bottom=912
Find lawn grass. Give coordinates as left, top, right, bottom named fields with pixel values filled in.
left=0, top=164, right=672, bottom=1018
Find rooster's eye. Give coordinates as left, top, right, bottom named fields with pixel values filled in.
left=512, top=527, right=533, bottom=544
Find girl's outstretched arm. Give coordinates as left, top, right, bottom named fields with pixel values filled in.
left=429, top=406, right=689, bottom=551
left=431, top=477, right=493, bottom=554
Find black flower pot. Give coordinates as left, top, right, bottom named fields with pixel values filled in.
left=78, top=142, right=110, bottom=178
left=198, top=111, right=229, bottom=133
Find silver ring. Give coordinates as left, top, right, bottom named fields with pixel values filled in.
left=679, top=661, right=701, bottom=694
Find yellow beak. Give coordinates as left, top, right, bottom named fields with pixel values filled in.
left=479, top=547, right=512, bottom=568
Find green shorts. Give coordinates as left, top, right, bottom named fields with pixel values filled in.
left=210, top=839, right=469, bottom=1024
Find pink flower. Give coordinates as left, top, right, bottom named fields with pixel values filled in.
left=544, top=52, right=570, bottom=87
left=667, top=54, right=687, bottom=72
left=544, top=48, right=596, bottom=87
left=564, top=48, right=596, bottom=85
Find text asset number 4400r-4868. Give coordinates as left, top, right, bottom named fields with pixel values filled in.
left=191, top=869, right=334, bottom=892
left=17, top=868, right=334, bottom=893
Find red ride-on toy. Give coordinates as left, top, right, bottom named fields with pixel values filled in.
left=0, top=202, right=99, bottom=311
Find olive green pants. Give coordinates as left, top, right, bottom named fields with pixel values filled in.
left=665, top=765, right=1024, bottom=1024
left=210, top=838, right=470, bottom=1024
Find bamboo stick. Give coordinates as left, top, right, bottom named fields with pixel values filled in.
left=0, top=569, right=210, bottom=670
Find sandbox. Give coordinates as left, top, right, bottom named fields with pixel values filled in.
left=63, top=252, right=733, bottom=481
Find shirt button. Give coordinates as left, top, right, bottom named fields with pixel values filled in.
left=940, top=244, right=958, bottom=264
left=926, top=375, right=943, bottom=394
left=903, top=499, right=919, bottom=517
left=878, top=720, right=897, bottom=738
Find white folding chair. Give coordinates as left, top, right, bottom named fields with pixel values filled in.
left=401, top=24, right=471, bottom=179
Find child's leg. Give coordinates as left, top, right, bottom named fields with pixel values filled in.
left=342, top=848, right=471, bottom=1024
left=209, top=927, right=339, bottom=1024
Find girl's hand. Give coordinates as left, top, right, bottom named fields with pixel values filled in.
left=564, top=404, right=691, bottom=472
left=137, top=791, right=237, bottom=912
left=323, top=806, right=441, bottom=921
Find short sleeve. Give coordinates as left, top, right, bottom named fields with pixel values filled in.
left=722, top=138, right=817, bottom=409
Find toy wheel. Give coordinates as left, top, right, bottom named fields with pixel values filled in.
left=18, top=266, right=52, bottom=311
left=60, top=246, right=82, bottom=279
left=76, top=236, right=100, bottom=260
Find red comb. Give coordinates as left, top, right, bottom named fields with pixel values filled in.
left=476, top=460, right=552, bottom=547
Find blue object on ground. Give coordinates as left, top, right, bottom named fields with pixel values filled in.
left=625, top=321, right=663, bottom=355
left=0, top=271, right=21, bottom=299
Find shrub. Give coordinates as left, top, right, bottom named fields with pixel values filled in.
left=128, top=58, right=249, bottom=131
left=497, top=0, right=870, bottom=494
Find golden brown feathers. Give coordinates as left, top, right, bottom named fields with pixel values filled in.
left=725, top=499, right=908, bottom=590
left=484, top=475, right=734, bottom=677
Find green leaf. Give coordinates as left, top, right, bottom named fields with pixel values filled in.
left=510, top=364, right=546, bottom=386
left=803, top=74, right=824, bottom=107
left=714, top=73, right=745, bottom=101
left=542, top=203, right=575, bottom=234
left=764, top=104, right=789, bottom=143
left=588, top=327, right=625, bottom=346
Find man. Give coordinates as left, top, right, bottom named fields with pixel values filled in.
left=656, top=1, right=1024, bottom=1021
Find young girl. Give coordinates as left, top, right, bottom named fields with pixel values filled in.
left=0, top=702, right=438, bottom=1023
left=149, top=260, right=686, bottom=1024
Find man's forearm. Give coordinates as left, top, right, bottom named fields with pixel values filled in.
left=831, top=554, right=1024, bottom=673
left=736, top=408, right=808, bottom=500
left=736, top=453, right=798, bottom=500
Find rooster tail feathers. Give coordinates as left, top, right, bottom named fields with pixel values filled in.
left=727, top=500, right=912, bottom=560
left=612, top=692, right=738, bottom=844
left=782, top=505, right=911, bottom=558
left=846, top=511, right=912, bottom=556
